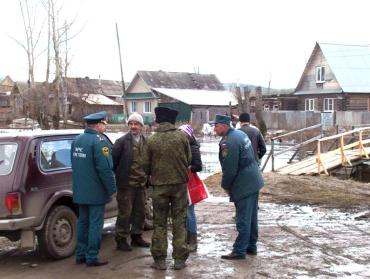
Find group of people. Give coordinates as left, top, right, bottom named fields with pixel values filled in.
left=70, top=107, right=266, bottom=270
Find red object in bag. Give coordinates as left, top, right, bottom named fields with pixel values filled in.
left=187, top=171, right=209, bottom=205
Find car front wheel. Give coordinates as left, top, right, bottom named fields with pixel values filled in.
left=37, top=205, right=77, bottom=259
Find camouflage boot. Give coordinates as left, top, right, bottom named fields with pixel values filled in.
left=174, top=259, right=187, bottom=270
left=151, top=259, right=167, bottom=270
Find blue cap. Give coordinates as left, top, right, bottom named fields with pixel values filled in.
left=214, top=114, right=231, bottom=126
left=83, top=111, right=108, bottom=124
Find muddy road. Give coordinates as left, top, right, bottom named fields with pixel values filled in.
left=1, top=172, right=370, bottom=278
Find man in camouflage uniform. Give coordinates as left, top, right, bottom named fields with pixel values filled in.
left=143, top=107, right=191, bottom=270
left=112, top=112, right=150, bottom=251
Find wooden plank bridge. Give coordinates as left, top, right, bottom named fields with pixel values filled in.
left=266, top=126, right=370, bottom=176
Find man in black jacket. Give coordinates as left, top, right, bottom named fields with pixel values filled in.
left=239, top=113, right=267, bottom=165
left=112, top=112, right=150, bottom=251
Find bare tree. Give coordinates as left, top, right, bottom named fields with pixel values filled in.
left=14, top=0, right=82, bottom=129
left=233, top=85, right=250, bottom=114
left=45, top=0, right=51, bottom=82
left=255, top=86, right=267, bottom=137
left=15, top=0, right=44, bottom=87
left=12, top=0, right=48, bottom=128
left=243, top=86, right=250, bottom=113
left=43, top=0, right=81, bottom=128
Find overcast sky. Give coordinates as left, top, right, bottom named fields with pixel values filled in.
left=1, top=0, right=370, bottom=89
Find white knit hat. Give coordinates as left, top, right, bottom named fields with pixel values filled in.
left=127, top=112, right=144, bottom=126
left=179, top=124, right=193, bottom=137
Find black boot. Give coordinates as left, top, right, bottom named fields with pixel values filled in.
left=86, top=260, right=108, bottom=267
left=117, top=238, right=132, bottom=251
left=143, top=220, right=153, bottom=231
left=131, top=234, right=150, bottom=248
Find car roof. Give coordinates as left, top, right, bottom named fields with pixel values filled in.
left=0, top=129, right=84, bottom=140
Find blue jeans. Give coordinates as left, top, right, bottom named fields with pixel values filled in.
left=186, top=204, right=197, bottom=234
left=76, top=204, right=105, bottom=264
left=232, top=192, right=259, bottom=256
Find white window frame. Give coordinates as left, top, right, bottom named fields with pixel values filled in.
left=316, top=66, right=325, bottom=83
left=323, top=98, right=334, bottom=112
left=263, top=104, right=270, bottom=111
left=273, top=104, right=279, bottom=111
left=131, top=101, right=137, bottom=113
left=305, top=98, right=315, bottom=111
left=143, top=101, right=152, bottom=113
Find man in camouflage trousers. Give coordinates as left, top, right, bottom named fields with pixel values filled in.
left=143, top=107, right=191, bottom=270
left=112, top=112, right=150, bottom=251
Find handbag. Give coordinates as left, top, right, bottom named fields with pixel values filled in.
left=187, top=170, right=209, bottom=205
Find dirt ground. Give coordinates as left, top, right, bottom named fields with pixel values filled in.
left=0, top=172, right=369, bottom=278
left=206, top=172, right=370, bottom=210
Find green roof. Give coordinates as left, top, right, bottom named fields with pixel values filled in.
left=124, top=92, right=155, bottom=100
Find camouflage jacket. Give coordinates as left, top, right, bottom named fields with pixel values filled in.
left=143, top=122, right=191, bottom=186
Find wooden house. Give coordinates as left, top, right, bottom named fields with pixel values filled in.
left=0, top=76, right=25, bottom=124
left=126, top=70, right=235, bottom=124
left=62, top=77, right=124, bottom=123
left=295, top=42, right=370, bottom=111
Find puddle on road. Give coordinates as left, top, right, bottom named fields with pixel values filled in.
left=197, top=136, right=296, bottom=180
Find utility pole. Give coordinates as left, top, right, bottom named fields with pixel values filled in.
left=115, top=23, right=129, bottom=120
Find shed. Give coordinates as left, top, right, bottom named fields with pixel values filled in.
left=152, top=88, right=237, bottom=125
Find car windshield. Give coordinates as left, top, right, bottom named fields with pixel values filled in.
left=0, top=143, right=18, bottom=175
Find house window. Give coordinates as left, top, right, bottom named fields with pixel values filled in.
left=131, top=101, right=137, bottom=113
left=323, top=98, right=334, bottom=112
left=263, top=104, right=270, bottom=111
left=305, top=98, right=315, bottom=111
left=316, top=66, right=325, bottom=83
left=143, top=101, right=152, bottom=113
left=273, top=104, right=279, bottom=111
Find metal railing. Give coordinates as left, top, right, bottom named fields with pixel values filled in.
left=261, top=124, right=323, bottom=172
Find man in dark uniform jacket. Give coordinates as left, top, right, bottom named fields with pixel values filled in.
left=71, top=111, right=116, bottom=267
left=238, top=113, right=266, bottom=165
left=112, top=112, right=150, bottom=251
left=214, top=114, right=264, bottom=260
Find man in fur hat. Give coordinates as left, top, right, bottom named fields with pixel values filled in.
left=143, top=107, right=191, bottom=270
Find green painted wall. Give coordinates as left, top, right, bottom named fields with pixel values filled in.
left=158, top=102, right=191, bottom=122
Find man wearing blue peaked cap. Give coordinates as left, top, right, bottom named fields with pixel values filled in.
left=71, top=110, right=116, bottom=266
left=213, top=114, right=264, bottom=260
left=214, top=114, right=231, bottom=126
left=84, top=111, right=108, bottom=124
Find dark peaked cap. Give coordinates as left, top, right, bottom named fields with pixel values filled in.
left=155, top=107, right=178, bottom=124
